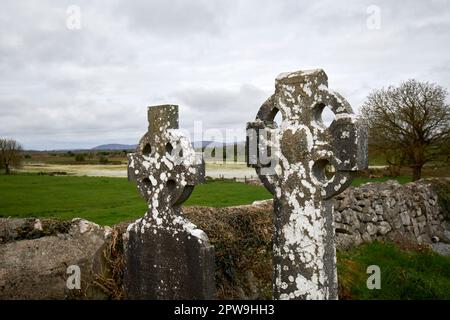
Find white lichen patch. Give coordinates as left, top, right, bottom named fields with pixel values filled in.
left=171, top=216, right=209, bottom=242
left=149, top=176, right=157, bottom=186
left=253, top=70, right=363, bottom=300
left=340, top=131, right=350, bottom=139
left=76, top=219, right=101, bottom=234
left=34, top=219, right=43, bottom=231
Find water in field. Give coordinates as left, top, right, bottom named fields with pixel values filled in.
left=21, top=163, right=128, bottom=177
left=21, top=162, right=257, bottom=180
left=204, top=162, right=256, bottom=179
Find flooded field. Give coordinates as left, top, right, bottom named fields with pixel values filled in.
left=21, top=162, right=257, bottom=179
left=21, top=162, right=392, bottom=180
left=21, top=163, right=128, bottom=177
left=204, top=162, right=256, bottom=179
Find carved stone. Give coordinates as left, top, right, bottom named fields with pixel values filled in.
left=246, top=70, right=368, bottom=299
left=124, top=105, right=215, bottom=300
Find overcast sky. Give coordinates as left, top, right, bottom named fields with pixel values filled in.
left=1, top=0, right=449, bottom=150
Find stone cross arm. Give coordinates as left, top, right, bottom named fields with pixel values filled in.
left=247, top=69, right=368, bottom=200
left=128, top=105, right=205, bottom=211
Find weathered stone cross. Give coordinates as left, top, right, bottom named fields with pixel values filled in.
left=124, top=104, right=215, bottom=299
left=246, top=70, right=368, bottom=299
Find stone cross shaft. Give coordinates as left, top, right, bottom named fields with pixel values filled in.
left=124, top=105, right=215, bottom=300
left=246, top=70, right=368, bottom=300
left=127, top=105, right=204, bottom=215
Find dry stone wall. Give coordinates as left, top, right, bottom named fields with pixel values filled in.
left=333, top=179, right=449, bottom=249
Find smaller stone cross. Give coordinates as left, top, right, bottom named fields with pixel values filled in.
left=246, top=70, right=368, bottom=299
left=124, top=104, right=215, bottom=300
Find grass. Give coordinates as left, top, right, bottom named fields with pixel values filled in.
left=184, top=179, right=271, bottom=207
left=337, top=242, right=450, bottom=299
left=0, top=175, right=146, bottom=226
left=0, top=173, right=422, bottom=226
left=0, top=174, right=413, bottom=225
left=0, top=175, right=271, bottom=226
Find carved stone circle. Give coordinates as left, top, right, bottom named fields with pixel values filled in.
left=247, top=69, right=368, bottom=299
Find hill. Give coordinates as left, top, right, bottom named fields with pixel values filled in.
left=91, top=144, right=137, bottom=151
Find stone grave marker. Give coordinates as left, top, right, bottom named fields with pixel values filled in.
left=246, top=69, right=368, bottom=299
left=124, top=104, right=215, bottom=299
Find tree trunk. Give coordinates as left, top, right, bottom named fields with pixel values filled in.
left=4, top=164, right=10, bottom=175
left=412, top=165, right=422, bottom=181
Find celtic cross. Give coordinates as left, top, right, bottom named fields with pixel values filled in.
left=246, top=70, right=368, bottom=299
left=124, top=104, right=215, bottom=300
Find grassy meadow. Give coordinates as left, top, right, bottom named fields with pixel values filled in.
left=0, top=175, right=272, bottom=225
left=0, top=175, right=145, bottom=225
left=0, top=173, right=416, bottom=226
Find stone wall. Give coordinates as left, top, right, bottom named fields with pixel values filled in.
left=333, top=179, right=450, bottom=249
left=236, top=178, right=450, bottom=250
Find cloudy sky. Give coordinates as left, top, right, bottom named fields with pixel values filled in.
left=1, top=0, right=449, bottom=150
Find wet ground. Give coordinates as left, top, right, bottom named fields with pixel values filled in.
left=21, top=162, right=257, bottom=179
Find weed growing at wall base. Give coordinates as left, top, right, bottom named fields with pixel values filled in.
left=337, top=242, right=450, bottom=299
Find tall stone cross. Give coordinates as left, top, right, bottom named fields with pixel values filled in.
left=124, top=104, right=215, bottom=299
left=246, top=70, right=368, bottom=299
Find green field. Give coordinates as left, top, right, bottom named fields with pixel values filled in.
left=0, top=175, right=272, bottom=225
left=184, top=179, right=271, bottom=207
left=0, top=174, right=412, bottom=225
left=0, top=175, right=145, bottom=225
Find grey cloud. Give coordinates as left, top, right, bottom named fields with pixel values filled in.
left=173, top=84, right=268, bottom=114
left=0, top=0, right=449, bottom=149
left=113, top=0, right=232, bottom=37
left=171, top=84, right=269, bottom=136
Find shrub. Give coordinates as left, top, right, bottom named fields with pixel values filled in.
left=99, top=157, right=109, bottom=164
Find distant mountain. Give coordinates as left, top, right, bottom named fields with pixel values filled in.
left=91, top=144, right=137, bottom=151
left=192, top=141, right=215, bottom=149
left=91, top=141, right=245, bottom=151
left=192, top=141, right=245, bottom=149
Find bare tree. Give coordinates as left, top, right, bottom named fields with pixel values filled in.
left=0, top=138, right=23, bottom=175
left=362, top=79, right=450, bottom=181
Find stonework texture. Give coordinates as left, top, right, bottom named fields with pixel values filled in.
left=123, top=105, right=215, bottom=300
left=333, top=179, right=450, bottom=249
left=246, top=69, right=367, bottom=300
left=0, top=218, right=111, bottom=299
